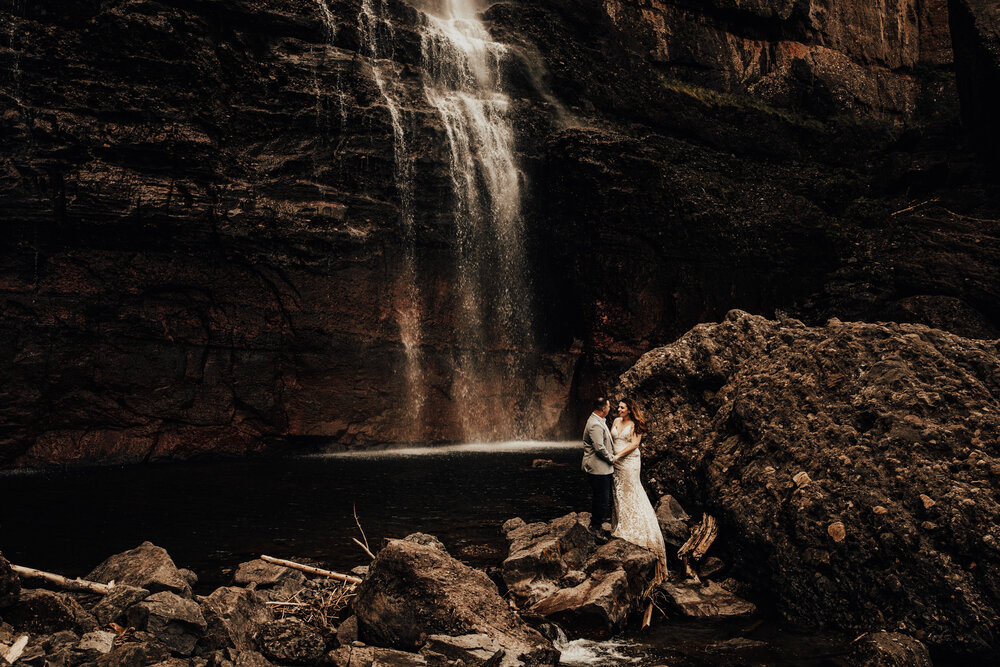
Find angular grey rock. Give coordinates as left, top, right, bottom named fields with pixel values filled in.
left=86, top=542, right=192, bottom=596
left=353, top=535, right=558, bottom=665
left=502, top=512, right=594, bottom=606
left=421, top=633, right=514, bottom=667
left=90, top=584, right=151, bottom=626
left=77, top=629, right=117, bottom=655
left=178, top=569, right=199, bottom=588
left=655, top=495, right=691, bottom=547
left=127, top=590, right=208, bottom=656
left=94, top=640, right=171, bottom=667
left=335, top=615, right=359, bottom=645
left=233, top=560, right=305, bottom=590
left=198, top=586, right=272, bottom=653
left=4, top=589, right=98, bottom=634
left=846, top=632, right=932, bottom=667
left=0, top=551, right=20, bottom=609
left=529, top=568, right=630, bottom=639
left=326, top=645, right=428, bottom=667
left=656, top=581, right=756, bottom=618
left=256, top=617, right=326, bottom=665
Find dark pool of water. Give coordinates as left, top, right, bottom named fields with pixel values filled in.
left=0, top=442, right=585, bottom=587
left=0, top=442, right=852, bottom=665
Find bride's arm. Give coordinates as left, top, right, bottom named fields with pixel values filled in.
left=614, top=431, right=642, bottom=461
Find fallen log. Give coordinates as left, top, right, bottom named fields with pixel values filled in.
left=259, top=555, right=362, bottom=585
left=677, top=514, right=718, bottom=581
left=3, top=635, right=29, bottom=665
left=11, top=564, right=115, bottom=595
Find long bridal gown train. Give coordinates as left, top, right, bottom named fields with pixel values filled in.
left=611, top=421, right=668, bottom=589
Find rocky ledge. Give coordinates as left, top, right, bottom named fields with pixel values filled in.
left=620, top=309, right=1000, bottom=657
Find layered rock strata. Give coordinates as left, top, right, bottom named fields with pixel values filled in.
left=2, top=0, right=998, bottom=464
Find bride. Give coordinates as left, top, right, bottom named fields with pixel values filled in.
left=611, top=398, right=668, bottom=593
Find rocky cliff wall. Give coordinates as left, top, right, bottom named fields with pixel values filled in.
left=1, top=0, right=998, bottom=465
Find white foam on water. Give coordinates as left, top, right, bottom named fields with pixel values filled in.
left=556, top=638, right=645, bottom=666
left=311, top=440, right=579, bottom=459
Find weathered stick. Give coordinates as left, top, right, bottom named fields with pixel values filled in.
left=11, top=564, right=114, bottom=595
left=890, top=196, right=939, bottom=217
left=3, top=635, right=29, bottom=664
left=352, top=537, right=375, bottom=560
left=677, top=514, right=718, bottom=582
left=259, top=555, right=362, bottom=585
left=353, top=505, right=372, bottom=558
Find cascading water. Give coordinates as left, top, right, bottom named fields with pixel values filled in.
left=352, top=0, right=537, bottom=442
left=357, top=0, right=428, bottom=434
left=418, top=0, right=535, bottom=440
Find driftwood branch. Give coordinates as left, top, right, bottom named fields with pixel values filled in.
left=890, top=196, right=939, bottom=217
left=353, top=506, right=371, bottom=555
left=352, top=537, right=376, bottom=560
left=11, top=564, right=115, bottom=595
left=677, top=514, right=718, bottom=581
left=3, top=635, right=29, bottom=664
left=259, top=555, right=362, bottom=585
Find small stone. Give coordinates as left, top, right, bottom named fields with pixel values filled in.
left=919, top=494, right=936, bottom=509
left=921, top=522, right=938, bottom=530
left=77, top=630, right=116, bottom=655
left=873, top=506, right=888, bottom=515
left=793, top=471, right=811, bottom=487
left=828, top=522, right=846, bottom=542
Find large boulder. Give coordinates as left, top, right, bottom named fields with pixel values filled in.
left=0, top=551, right=19, bottom=608
left=619, top=310, right=1000, bottom=656
left=90, top=584, right=151, bottom=626
left=86, top=542, right=192, bottom=597
left=126, top=591, right=207, bottom=655
left=352, top=535, right=558, bottom=665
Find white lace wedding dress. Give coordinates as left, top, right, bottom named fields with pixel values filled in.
left=611, top=421, right=668, bottom=588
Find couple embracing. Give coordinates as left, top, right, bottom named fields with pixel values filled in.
left=582, top=396, right=667, bottom=586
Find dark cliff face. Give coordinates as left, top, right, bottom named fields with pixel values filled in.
left=0, top=0, right=997, bottom=465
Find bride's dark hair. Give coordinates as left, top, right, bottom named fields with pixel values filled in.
left=622, top=397, right=647, bottom=434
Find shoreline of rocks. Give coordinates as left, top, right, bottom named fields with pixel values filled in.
left=2, top=496, right=939, bottom=666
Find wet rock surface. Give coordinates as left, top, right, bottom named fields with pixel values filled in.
left=621, top=310, right=1000, bottom=656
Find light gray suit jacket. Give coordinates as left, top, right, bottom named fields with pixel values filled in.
left=581, top=412, right=615, bottom=475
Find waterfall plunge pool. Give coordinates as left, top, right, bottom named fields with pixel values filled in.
left=0, top=442, right=848, bottom=665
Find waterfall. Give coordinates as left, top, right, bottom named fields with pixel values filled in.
left=353, top=0, right=535, bottom=441
left=419, top=0, right=534, bottom=440
left=357, top=0, right=428, bottom=435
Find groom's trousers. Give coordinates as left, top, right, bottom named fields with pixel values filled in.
left=588, top=472, right=613, bottom=529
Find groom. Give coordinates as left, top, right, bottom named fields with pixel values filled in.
left=582, top=396, right=615, bottom=543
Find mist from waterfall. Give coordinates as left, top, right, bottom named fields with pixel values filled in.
left=419, top=0, right=534, bottom=440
